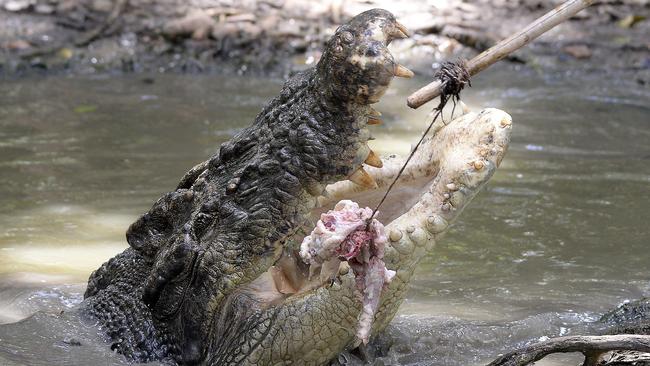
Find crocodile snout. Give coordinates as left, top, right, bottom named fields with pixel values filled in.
left=317, top=8, right=414, bottom=105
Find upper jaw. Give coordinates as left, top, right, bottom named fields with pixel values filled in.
left=316, top=9, right=414, bottom=106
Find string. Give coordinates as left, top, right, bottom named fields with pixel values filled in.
left=365, top=59, right=471, bottom=228
left=366, top=104, right=445, bottom=227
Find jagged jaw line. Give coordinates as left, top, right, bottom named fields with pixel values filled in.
left=236, top=8, right=417, bottom=305
left=202, top=106, right=511, bottom=363
left=242, top=108, right=514, bottom=305
left=232, top=121, right=396, bottom=301
left=245, top=153, right=438, bottom=301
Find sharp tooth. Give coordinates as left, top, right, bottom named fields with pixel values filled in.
left=460, top=100, right=470, bottom=115
left=388, top=23, right=409, bottom=40
left=367, top=108, right=382, bottom=125
left=270, top=266, right=297, bottom=294
left=396, top=22, right=411, bottom=37
left=348, top=167, right=378, bottom=189
left=389, top=29, right=408, bottom=40
left=367, top=116, right=382, bottom=125
left=394, top=64, right=414, bottom=78
left=364, top=150, right=383, bottom=168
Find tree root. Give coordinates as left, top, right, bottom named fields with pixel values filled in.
left=19, top=0, right=128, bottom=58
left=74, top=0, right=128, bottom=47
left=486, top=335, right=650, bottom=366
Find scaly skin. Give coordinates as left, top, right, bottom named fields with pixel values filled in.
left=79, top=7, right=515, bottom=366
left=599, top=298, right=650, bottom=336
left=206, top=108, right=513, bottom=365
left=83, top=8, right=418, bottom=364
left=82, top=103, right=512, bottom=365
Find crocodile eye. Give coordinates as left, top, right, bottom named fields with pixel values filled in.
left=339, top=31, right=354, bottom=44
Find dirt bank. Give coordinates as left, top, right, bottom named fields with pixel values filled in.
left=0, top=0, right=648, bottom=84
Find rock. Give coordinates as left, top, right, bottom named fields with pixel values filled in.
left=58, top=48, right=73, bottom=60
left=211, top=22, right=239, bottom=40
left=240, top=23, right=262, bottom=38
left=5, top=40, right=31, bottom=50
left=4, top=0, right=32, bottom=12
left=618, top=14, right=646, bottom=28
left=163, top=9, right=216, bottom=40
left=62, top=337, right=82, bottom=346
left=563, top=44, right=592, bottom=59
left=258, top=14, right=280, bottom=31
left=226, top=13, right=256, bottom=23
left=34, top=3, right=54, bottom=14
left=56, top=0, right=77, bottom=14
left=599, top=298, right=650, bottom=335
left=91, top=0, right=113, bottom=13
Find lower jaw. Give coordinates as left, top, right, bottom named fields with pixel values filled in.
left=235, top=107, right=512, bottom=308
left=239, top=163, right=437, bottom=305
left=196, top=107, right=512, bottom=366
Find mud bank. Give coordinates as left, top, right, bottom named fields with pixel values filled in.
left=1, top=0, right=648, bottom=83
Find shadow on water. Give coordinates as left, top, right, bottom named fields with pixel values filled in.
left=0, top=64, right=648, bottom=365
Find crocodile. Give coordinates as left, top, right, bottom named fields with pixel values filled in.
left=7, top=9, right=515, bottom=365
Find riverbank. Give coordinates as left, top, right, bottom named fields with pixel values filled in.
left=0, top=0, right=649, bottom=84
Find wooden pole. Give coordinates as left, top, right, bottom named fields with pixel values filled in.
left=406, top=0, right=595, bottom=109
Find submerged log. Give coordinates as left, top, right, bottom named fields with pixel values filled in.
left=486, top=335, right=650, bottom=366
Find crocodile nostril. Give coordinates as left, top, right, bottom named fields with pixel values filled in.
left=364, top=47, right=380, bottom=57
left=340, top=30, right=354, bottom=44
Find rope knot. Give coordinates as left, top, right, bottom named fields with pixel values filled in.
left=433, top=59, right=471, bottom=110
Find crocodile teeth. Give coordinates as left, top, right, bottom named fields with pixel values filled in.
left=396, top=22, right=411, bottom=37
left=367, top=108, right=382, bottom=125
left=270, top=266, right=298, bottom=294
left=364, top=150, right=383, bottom=168
left=367, top=117, right=382, bottom=125
left=460, top=100, right=470, bottom=115
left=394, top=64, right=414, bottom=78
left=391, top=22, right=410, bottom=39
left=349, top=167, right=378, bottom=189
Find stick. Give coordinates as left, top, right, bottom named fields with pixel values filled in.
left=367, top=107, right=444, bottom=226
left=486, top=335, right=650, bottom=366
left=406, top=0, right=594, bottom=109
left=74, top=0, right=128, bottom=47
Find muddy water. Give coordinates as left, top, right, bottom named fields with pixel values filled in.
left=0, top=65, right=648, bottom=365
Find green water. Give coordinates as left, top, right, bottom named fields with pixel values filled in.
left=0, top=65, right=648, bottom=365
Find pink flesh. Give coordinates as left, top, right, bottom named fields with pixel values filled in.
left=299, top=200, right=396, bottom=344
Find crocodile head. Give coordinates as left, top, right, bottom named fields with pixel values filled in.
left=317, top=8, right=412, bottom=104
left=82, top=8, right=512, bottom=365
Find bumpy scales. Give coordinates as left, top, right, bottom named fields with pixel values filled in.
left=84, top=9, right=415, bottom=364
left=81, top=8, right=513, bottom=366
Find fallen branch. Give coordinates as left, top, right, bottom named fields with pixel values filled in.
left=407, top=0, right=595, bottom=109
left=74, top=0, right=128, bottom=46
left=19, top=0, right=128, bottom=59
left=486, top=335, right=650, bottom=366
